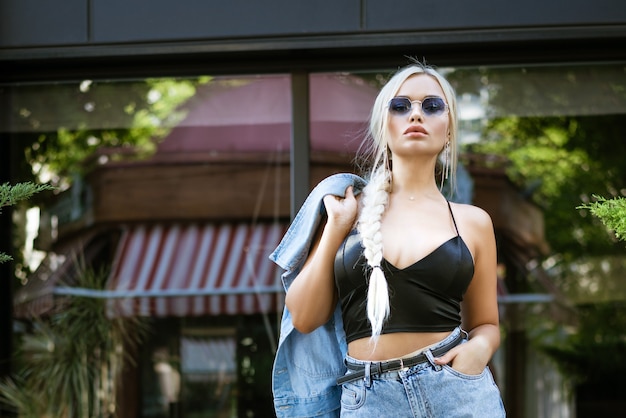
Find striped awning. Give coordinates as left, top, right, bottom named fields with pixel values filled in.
left=106, top=222, right=286, bottom=318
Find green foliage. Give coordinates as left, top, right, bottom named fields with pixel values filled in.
left=15, top=78, right=206, bottom=186
left=0, top=266, right=148, bottom=417
left=467, top=114, right=626, bottom=259
left=450, top=65, right=626, bottom=391
left=449, top=64, right=626, bottom=259
left=0, top=182, right=55, bottom=264
left=578, top=196, right=626, bottom=242
left=0, top=182, right=55, bottom=211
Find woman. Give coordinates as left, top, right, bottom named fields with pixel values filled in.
left=284, top=62, right=506, bottom=417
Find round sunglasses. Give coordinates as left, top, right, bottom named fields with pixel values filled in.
left=388, top=96, right=448, bottom=117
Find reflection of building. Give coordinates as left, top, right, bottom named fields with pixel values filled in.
left=12, top=74, right=379, bottom=417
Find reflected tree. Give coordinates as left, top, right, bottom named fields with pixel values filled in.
left=8, top=77, right=209, bottom=188
left=448, top=65, right=626, bottom=401
left=5, top=77, right=209, bottom=280
left=446, top=64, right=626, bottom=257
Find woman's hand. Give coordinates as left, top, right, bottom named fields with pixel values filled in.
left=433, top=337, right=491, bottom=375
left=433, top=325, right=499, bottom=375
left=323, top=186, right=358, bottom=235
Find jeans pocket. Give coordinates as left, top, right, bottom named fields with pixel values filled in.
left=340, top=381, right=366, bottom=410
left=442, top=364, right=488, bottom=380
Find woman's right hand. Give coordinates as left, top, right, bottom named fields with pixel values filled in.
left=323, top=186, right=358, bottom=234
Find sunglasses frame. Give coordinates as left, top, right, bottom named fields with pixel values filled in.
left=387, top=96, right=449, bottom=117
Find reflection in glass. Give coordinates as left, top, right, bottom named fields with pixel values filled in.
left=180, top=335, right=236, bottom=418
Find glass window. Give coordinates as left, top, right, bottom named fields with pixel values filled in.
left=0, top=74, right=291, bottom=223
left=6, top=62, right=626, bottom=418
left=444, top=64, right=626, bottom=262
left=3, top=74, right=290, bottom=417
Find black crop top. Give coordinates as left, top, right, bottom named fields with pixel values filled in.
left=334, top=202, right=475, bottom=343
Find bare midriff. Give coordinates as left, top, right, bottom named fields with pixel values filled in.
left=348, top=331, right=452, bottom=361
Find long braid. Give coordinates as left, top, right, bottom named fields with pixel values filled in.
left=357, top=165, right=391, bottom=339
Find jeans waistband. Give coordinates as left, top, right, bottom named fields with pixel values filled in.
left=337, top=327, right=467, bottom=386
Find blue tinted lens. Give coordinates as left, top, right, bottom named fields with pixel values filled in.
left=422, top=97, right=446, bottom=115
left=388, top=97, right=412, bottom=114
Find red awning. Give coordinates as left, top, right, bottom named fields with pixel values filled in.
left=106, top=222, right=286, bottom=318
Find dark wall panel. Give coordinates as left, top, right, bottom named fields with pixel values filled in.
left=1, top=0, right=625, bottom=70
left=91, top=0, right=361, bottom=43
left=365, top=0, right=626, bottom=30
left=0, top=0, right=88, bottom=47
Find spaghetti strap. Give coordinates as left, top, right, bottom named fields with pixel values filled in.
left=447, top=201, right=460, bottom=236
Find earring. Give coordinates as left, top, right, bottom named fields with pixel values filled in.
left=441, top=141, right=450, bottom=186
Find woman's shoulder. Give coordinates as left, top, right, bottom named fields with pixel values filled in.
left=449, top=202, right=496, bottom=259
left=449, top=201, right=494, bottom=232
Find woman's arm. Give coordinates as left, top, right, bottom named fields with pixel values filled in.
left=285, top=186, right=358, bottom=334
left=435, top=205, right=500, bottom=374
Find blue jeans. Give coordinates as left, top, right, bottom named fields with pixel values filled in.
left=339, top=328, right=506, bottom=417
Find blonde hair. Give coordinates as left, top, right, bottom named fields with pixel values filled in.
left=356, top=61, right=459, bottom=339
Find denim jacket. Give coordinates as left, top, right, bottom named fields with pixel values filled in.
left=270, top=173, right=367, bottom=418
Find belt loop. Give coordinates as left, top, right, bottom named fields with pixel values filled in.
left=363, top=362, right=372, bottom=388
left=374, top=362, right=382, bottom=376
left=425, top=349, right=442, bottom=372
left=461, top=328, right=469, bottom=341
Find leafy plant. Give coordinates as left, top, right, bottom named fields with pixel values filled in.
left=0, top=182, right=55, bottom=263
left=0, top=265, right=148, bottom=417
left=578, top=195, right=626, bottom=242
